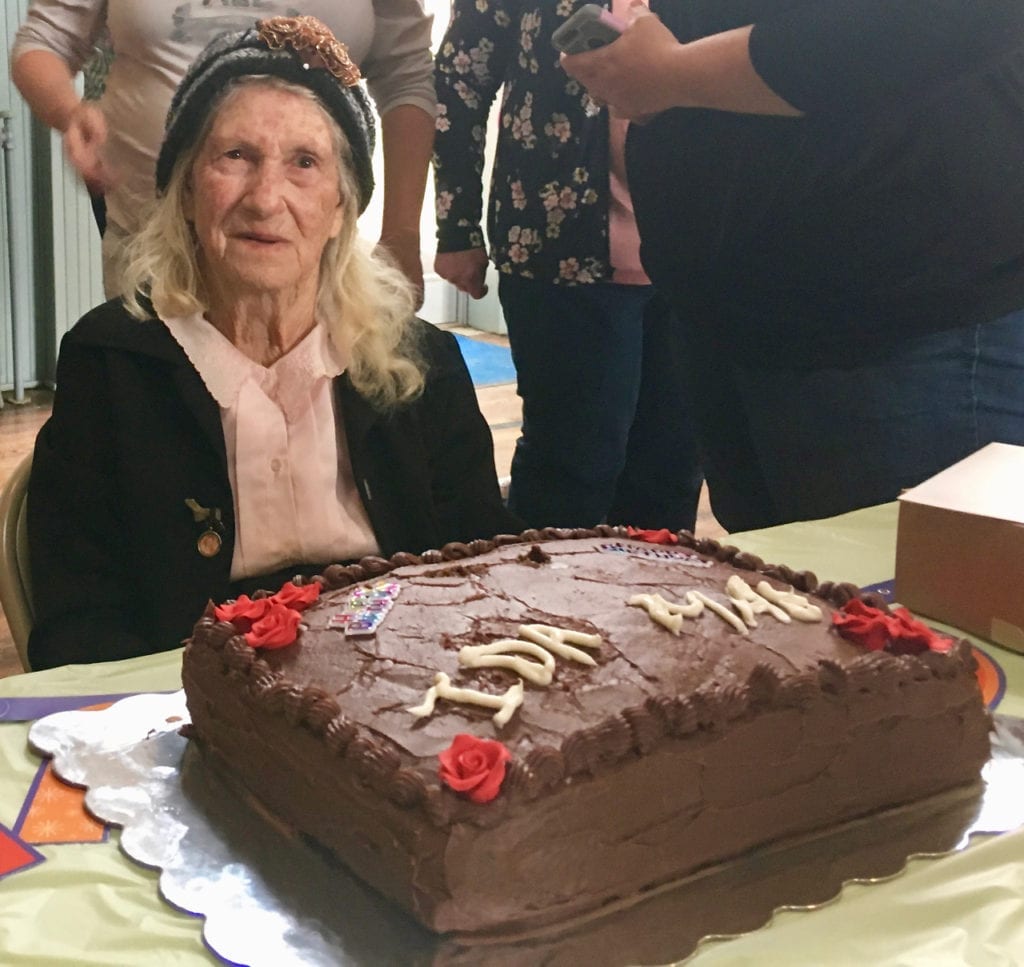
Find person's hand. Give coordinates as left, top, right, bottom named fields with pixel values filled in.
left=62, top=101, right=115, bottom=195
left=379, top=230, right=426, bottom=310
left=561, top=4, right=683, bottom=120
left=434, top=248, right=490, bottom=300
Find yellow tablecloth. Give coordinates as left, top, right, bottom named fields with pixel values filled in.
left=2, top=503, right=1023, bottom=965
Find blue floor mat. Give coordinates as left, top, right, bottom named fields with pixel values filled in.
left=453, top=333, right=517, bottom=387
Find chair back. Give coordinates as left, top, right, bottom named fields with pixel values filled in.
left=0, top=454, right=34, bottom=671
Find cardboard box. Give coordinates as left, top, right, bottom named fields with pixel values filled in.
left=895, top=442, right=1024, bottom=653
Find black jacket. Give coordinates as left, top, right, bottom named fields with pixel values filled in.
left=628, top=0, right=1024, bottom=364
left=28, top=301, right=519, bottom=670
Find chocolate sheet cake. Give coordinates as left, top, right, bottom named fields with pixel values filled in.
left=181, top=527, right=991, bottom=936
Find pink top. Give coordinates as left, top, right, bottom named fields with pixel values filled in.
left=162, top=315, right=379, bottom=580
left=607, top=0, right=651, bottom=286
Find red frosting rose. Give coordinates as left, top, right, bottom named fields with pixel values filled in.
left=214, top=581, right=319, bottom=649
left=832, top=599, right=953, bottom=655
left=438, top=734, right=511, bottom=804
left=626, top=526, right=679, bottom=545
left=213, top=594, right=272, bottom=629
left=273, top=580, right=321, bottom=612
left=244, top=599, right=303, bottom=649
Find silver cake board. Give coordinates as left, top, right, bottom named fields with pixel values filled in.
left=27, top=692, right=1024, bottom=967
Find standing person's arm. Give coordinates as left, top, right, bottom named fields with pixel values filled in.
left=432, top=0, right=517, bottom=300
left=562, top=13, right=798, bottom=120
left=364, top=0, right=439, bottom=304
left=562, top=0, right=1024, bottom=120
left=11, top=1, right=113, bottom=192
left=378, top=102, right=435, bottom=304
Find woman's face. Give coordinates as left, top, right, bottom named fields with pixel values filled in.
left=185, top=85, right=344, bottom=304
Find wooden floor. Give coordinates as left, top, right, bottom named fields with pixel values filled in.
left=0, top=328, right=723, bottom=680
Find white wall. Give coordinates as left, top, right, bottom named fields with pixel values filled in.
left=1, top=0, right=38, bottom=395
left=360, top=0, right=505, bottom=332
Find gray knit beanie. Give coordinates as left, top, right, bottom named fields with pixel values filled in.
left=156, top=16, right=375, bottom=213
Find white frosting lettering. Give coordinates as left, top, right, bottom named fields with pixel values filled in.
left=687, top=590, right=750, bottom=635
left=725, top=575, right=790, bottom=627
left=408, top=672, right=525, bottom=728
left=410, top=624, right=603, bottom=728
left=459, top=640, right=556, bottom=685
left=754, top=581, right=823, bottom=622
left=631, top=578, right=823, bottom=637
left=628, top=593, right=701, bottom=635
left=518, top=624, right=601, bottom=664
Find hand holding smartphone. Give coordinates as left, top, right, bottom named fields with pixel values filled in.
left=552, top=4, right=625, bottom=55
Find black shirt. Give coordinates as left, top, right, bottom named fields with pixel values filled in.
left=628, top=0, right=1024, bottom=364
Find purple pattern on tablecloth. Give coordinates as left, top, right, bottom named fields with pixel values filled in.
left=0, top=692, right=174, bottom=722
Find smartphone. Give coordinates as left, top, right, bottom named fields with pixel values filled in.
left=552, top=4, right=625, bottom=55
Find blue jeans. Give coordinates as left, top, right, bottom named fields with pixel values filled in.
left=684, top=309, right=1024, bottom=532
left=498, top=275, right=703, bottom=530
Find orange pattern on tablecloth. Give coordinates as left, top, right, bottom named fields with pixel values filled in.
left=16, top=700, right=114, bottom=845
left=972, top=645, right=1006, bottom=710
left=18, top=762, right=107, bottom=844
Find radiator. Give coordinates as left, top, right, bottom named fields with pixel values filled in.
left=1, top=109, right=28, bottom=406
left=47, top=128, right=105, bottom=348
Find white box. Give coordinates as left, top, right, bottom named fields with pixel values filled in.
left=895, top=443, right=1024, bottom=653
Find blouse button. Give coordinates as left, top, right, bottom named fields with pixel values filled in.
left=271, top=458, right=283, bottom=473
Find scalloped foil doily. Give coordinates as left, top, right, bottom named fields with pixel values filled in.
left=28, top=692, right=1024, bottom=967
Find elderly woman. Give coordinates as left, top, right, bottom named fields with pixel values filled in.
left=27, top=17, right=518, bottom=672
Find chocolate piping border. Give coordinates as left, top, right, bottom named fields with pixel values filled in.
left=186, top=525, right=984, bottom=824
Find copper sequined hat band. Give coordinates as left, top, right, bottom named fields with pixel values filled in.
left=257, top=16, right=362, bottom=85
left=156, top=16, right=375, bottom=213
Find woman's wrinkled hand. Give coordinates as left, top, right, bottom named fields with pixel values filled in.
left=62, top=101, right=116, bottom=195
left=435, top=248, right=490, bottom=300
left=561, top=5, right=682, bottom=121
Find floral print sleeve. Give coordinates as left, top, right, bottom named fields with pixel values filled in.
left=434, top=0, right=518, bottom=253
left=433, top=0, right=614, bottom=283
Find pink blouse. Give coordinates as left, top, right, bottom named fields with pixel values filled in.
left=162, top=315, right=379, bottom=580
left=607, top=0, right=651, bottom=286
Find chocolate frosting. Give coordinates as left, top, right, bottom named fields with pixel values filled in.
left=182, top=529, right=991, bottom=935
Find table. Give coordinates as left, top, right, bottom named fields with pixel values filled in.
left=2, top=503, right=1023, bottom=965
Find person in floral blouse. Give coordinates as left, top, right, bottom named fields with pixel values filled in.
left=433, top=0, right=702, bottom=532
